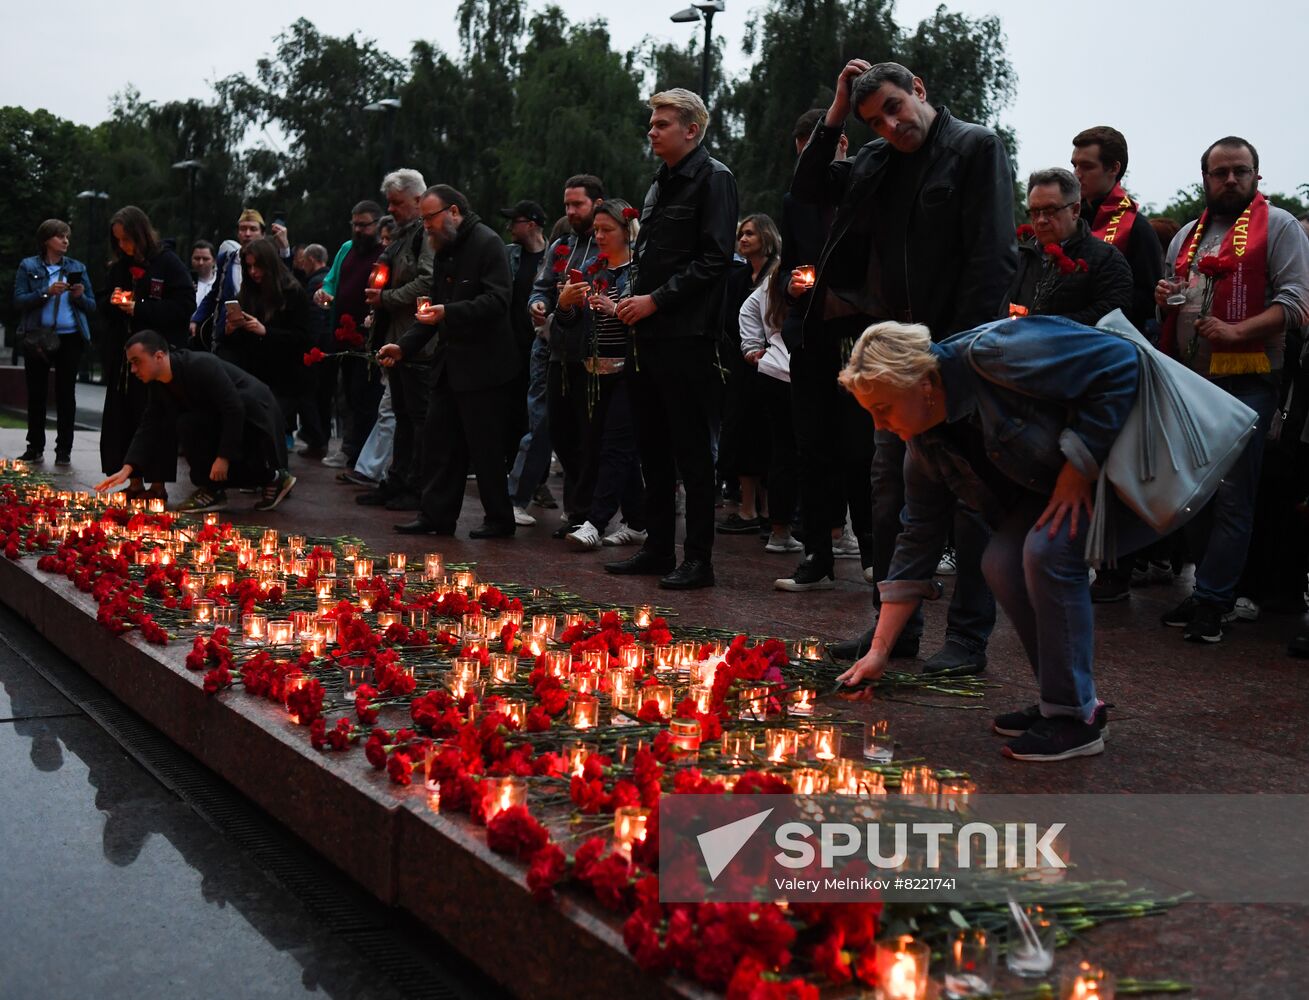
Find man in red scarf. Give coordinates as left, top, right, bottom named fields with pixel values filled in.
left=1156, top=136, right=1309, bottom=643
left=1071, top=126, right=1163, bottom=332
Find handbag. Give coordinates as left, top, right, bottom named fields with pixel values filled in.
left=21, top=268, right=66, bottom=358
left=1084, top=309, right=1259, bottom=566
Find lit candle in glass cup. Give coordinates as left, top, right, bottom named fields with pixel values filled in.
left=689, top=659, right=718, bottom=688
left=213, top=605, right=236, bottom=626
left=791, top=767, right=830, bottom=795
left=619, top=645, right=645, bottom=670
left=863, top=720, right=894, bottom=763
left=613, top=806, right=650, bottom=858
left=738, top=686, right=770, bottom=721
left=341, top=543, right=359, bottom=561
left=567, top=693, right=599, bottom=729
left=301, top=634, right=325, bottom=658
left=368, top=260, right=390, bottom=289
left=632, top=604, right=654, bottom=629
left=489, top=654, right=516, bottom=684
left=562, top=611, right=588, bottom=630
left=483, top=776, right=526, bottom=821
left=799, top=637, right=825, bottom=661
left=318, top=618, right=338, bottom=644
left=829, top=756, right=861, bottom=794
left=283, top=674, right=308, bottom=722
left=499, top=698, right=528, bottom=728
left=937, top=776, right=976, bottom=813
left=376, top=611, right=401, bottom=629
left=357, top=591, right=375, bottom=612
left=788, top=687, right=817, bottom=717
left=794, top=264, right=816, bottom=290
left=875, top=935, right=930, bottom=1000
left=651, top=645, right=674, bottom=669
left=1060, top=961, right=1115, bottom=1000
left=291, top=610, right=317, bottom=636
left=569, top=672, right=599, bottom=695
left=286, top=534, right=305, bottom=553
left=669, top=717, right=702, bottom=756
left=423, top=552, right=443, bottom=580
left=316, top=595, right=336, bottom=616
left=261, top=528, right=279, bottom=552
left=452, top=569, right=476, bottom=591
left=267, top=619, right=295, bottom=646
left=407, top=608, right=429, bottom=629
left=191, top=599, right=216, bottom=624
left=315, top=578, right=335, bottom=599
left=315, top=552, right=337, bottom=577
left=809, top=724, right=838, bottom=761
left=675, top=641, right=699, bottom=667
left=242, top=614, right=268, bottom=645
left=687, top=684, right=713, bottom=714
left=765, top=728, right=801, bottom=764
left=203, top=512, right=220, bottom=527
left=643, top=684, right=674, bottom=719
left=564, top=740, right=598, bottom=777
left=610, top=689, right=640, bottom=725
left=530, top=614, right=555, bottom=640
left=354, top=557, right=374, bottom=580
left=543, top=651, right=570, bottom=679
left=720, top=730, right=755, bottom=762
left=462, top=612, right=484, bottom=637
left=387, top=552, right=406, bottom=575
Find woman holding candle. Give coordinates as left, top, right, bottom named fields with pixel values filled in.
left=12, top=219, right=96, bottom=465
left=100, top=205, right=193, bottom=501
left=834, top=316, right=1156, bottom=761
left=554, top=200, right=648, bottom=551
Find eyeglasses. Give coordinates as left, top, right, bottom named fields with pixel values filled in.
left=1204, top=166, right=1255, bottom=181
left=351, top=220, right=377, bottom=230
left=421, top=205, right=454, bottom=223
left=1026, top=201, right=1078, bottom=220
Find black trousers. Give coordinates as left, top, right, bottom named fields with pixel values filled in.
left=341, top=356, right=384, bottom=465
left=789, top=325, right=876, bottom=567
left=628, top=338, right=720, bottom=563
left=761, top=374, right=798, bottom=526
left=583, top=373, right=646, bottom=532
left=546, top=359, right=591, bottom=521
left=387, top=361, right=429, bottom=492
left=179, top=413, right=283, bottom=491
left=25, top=334, right=83, bottom=456
left=417, top=372, right=514, bottom=530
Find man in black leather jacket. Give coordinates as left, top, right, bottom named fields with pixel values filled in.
left=789, top=60, right=1016, bottom=675
left=606, top=88, right=738, bottom=590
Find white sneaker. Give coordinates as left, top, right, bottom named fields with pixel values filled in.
left=936, top=546, right=957, bottom=575
left=321, top=451, right=348, bottom=468
left=602, top=523, right=648, bottom=546
left=833, top=525, right=861, bottom=559
left=513, top=506, right=537, bottom=527
left=764, top=532, right=803, bottom=553
left=1233, top=597, right=1261, bottom=622
left=566, top=521, right=602, bottom=549
left=863, top=565, right=877, bottom=584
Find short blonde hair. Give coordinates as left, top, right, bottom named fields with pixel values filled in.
left=838, top=321, right=938, bottom=393
left=649, top=88, right=709, bottom=142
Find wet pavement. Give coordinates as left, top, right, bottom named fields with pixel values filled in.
left=2, top=426, right=1308, bottom=997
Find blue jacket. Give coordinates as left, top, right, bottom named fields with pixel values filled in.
left=882, top=315, right=1139, bottom=602
left=13, top=255, right=96, bottom=340
left=191, top=243, right=242, bottom=342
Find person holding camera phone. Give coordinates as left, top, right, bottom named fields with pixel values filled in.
left=12, top=219, right=96, bottom=465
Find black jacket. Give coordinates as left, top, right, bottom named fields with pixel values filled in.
left=399, top=214, right=519, bottom=392
left=778, top=192, right=833, bottom=352
left=220, top=280, right=313, bottom=396
left=529, top=230, right=596, bottom=363
left=125, top=350, right=283, bottom=471
left=1001, top=219, right=1133, bottom=327
left=1079, top=197, right=1164, bottom=332
left=791, top=108, right=1016, bottom=342
left=100, top=249, right=194, bottom=350
left=633, top=144, right=739, bottom=342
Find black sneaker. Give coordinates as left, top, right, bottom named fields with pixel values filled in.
left=532, top=484, right=559, bottom=509
left=1002, top=714, right=1105, bottom=761
left=1161, top=596, right=1198, bottom=627
left=717, top=513, right=763, bottom=535
left=17, top=449, right=43, bottom=462
left=994, top=702, right=1110, bottom=738
left=1183, top=602, right=1224, bottom=643
left=920, top=640, right=987, bottom=677
left=54, top=452, right=71, bottom=466
left=829, top=627, right=919, bottom=662
left=774, top=557, right=835, bottom=592
left=1089, top=574, right=1130, bottom=603
left=254, top=470, right=296, bottom=511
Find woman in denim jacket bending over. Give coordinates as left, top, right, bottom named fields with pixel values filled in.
left=835, top=316, right=1152, bottom=762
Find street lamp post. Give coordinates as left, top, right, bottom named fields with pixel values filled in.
left=363, top=98, right=402, bottom=176
left=172, top=159, right=203, bottom=250
left=75, top=189, right=109, bottom=283
left=670, top=0, right=725, bottom=102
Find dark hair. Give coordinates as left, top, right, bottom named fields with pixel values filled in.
left=563, top=174, right=606, bottom=202
left=1072, top=126, right=1129, bottom=183
left=1149, top=217, right=1180, bottom=252
left=237, top=237, right=298, bottom=318
left=108, top=205, right=161, bottom=261
left=191, top=240, right=215, bottom=256
left=850, top=62, right=917, bottom=121
left=792, top=108, right=827, bottom=144
left=1026, top=167, right=1081, bottom=203
left=1202, top=136, right=1259, bottom=175
left=739, top=213, right=782, bottom=269
left=377, top=214, right=396, bottom=234
left=548, top=215, right=571, bottom=241
left=351, top=200, right=383, bottom=219
left=125, top=329, right=169, bottom=354
left=424, top=184, right=471, bottom=215
left=36, top=218, right=71, bottom=253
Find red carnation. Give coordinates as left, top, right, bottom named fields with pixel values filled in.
left=1016, top=223, right=1035, bottom=240
left=622, top=207, right=640, bottom=221
left=553, top=243, right=570, bottom=257
left=387, top=749, right=414, bottom=785
left=1197, top=254, right=1232, bottom=277
left=129, top=266, right=146, bottom=281
left=303, top=347, right=326, bottom=366
left=486, top=804, right=550, bottom=858
left=526, top=842, right=567, bottom=901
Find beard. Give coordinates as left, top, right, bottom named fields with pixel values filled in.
left=353, top=230, right=378, bottom=252
left=1205, top=187, right=1255, bottom=218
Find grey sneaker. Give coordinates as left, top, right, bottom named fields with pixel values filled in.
left=254, top=470, right=296, bottom=511
left=175, top=488, right=229, bottom=513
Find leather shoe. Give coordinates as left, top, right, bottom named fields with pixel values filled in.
left=384, top=492, right=421, bottom=512
left=470, top=522, right=515, bottom=539
left=605, top=548, right=676, bottom=576
left=394, top=518, right=448, bottom=535
left=829, top=626, right=920, bottom=662
left=659, top=558, right=715, bottom=590
left=920, top=640, right=987, bottom=677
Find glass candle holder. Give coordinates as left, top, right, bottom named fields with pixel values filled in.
left=450, top=569, right=475, bottom=591
left=739, top=686, right=770, bottom=720
left=489, top=654, right=516, bottom=684
left=376, top=611, right=401, bottom=629
left=1060, top=961, right=1115, bottom=1000
left=191, top=599, right=216, bottom=624
left=791, top=767, right=830, bottom=795
left=300, top=635, right=325, bottom=658
left=341, top=543, right=359, bottom=561
left=564, top=740, right=598, bottom=777
left=315, top=553, right=337, bottom=577
left=788, top=688, right=817, bottom=717
left=203, top=512, right=220, bottom=527
left=613, top=736, right=646, bottom=765
left=530, top=614, right=555, bottom=640
left=798, top=637, right=825, bottom=661
left=689, top=659, right=718, bottom=688
left=937, top=777, right=976, bottom=813
left=213, top=605, right=236, bottom=626
left=315, top=578, right=335, bottom=599
left=569, top=672, right=598, bottom=695
left=462, top=613, right=484, bottom=637
left=578, top=649, right=604, bottom=672
left=829, top=756, right=861, bottom=795
left=291, top=611, right=317, bottom=636
left=899, top=764, right=936, bottom=795
left=1005, top=905, right=1056, bottom=979
left=863, top=720, right=895, bottom=763
left=651, top=645, right=674, bottom=669
left=611, top=689, right=640, bottom=725
left=875, top=935, right=930, bottom=1000
left=669, top=717, right=702, bottom=754
left=267, top=619, right=295, bottom=646
left=261, top=528, right=280, bottom=553
left=618, top=645, right=645, bottom=670
left=283, top=674, right=308, bottom=720
left=858, top=768, right=887, bottom=797
left=423, top=553, right=444, bottom=580
left=562, top=612, right=588, bottom=630
left=720, top=730, right=756, bottom=762
left=407, top=608, right=429, bottom=629
left=211, top=571, right=234, bottom=590
left=316, top=595, right=336, bottom=616
left=483, top=776, right=527, bottom=821
left=568, top=693, right=599, bottom=729
left=357, top=592, right=375, bottom=613
left=613, top=806, right=649, bottom=856
left=676, top=641, right=699, bottom=666
left=499, top=698, right=528, bottom=728
left=606, top=667, right=635, bottom=697
left=543, top=651, right=570, bottom=679
left=632, top=604, right=654, bottom=629
left=387, top=552, right=406, bottom=575
left=318, top=619, right=338, bottom=644
left=242, top=614, right=268, bottom=645
left=687, top=684, right=713, bottom=714
left=452, top=657, right=482, bottom=682
left=354, top=558, right=374, bottom=580
left=643, top=684, right=674, bottom=719
left=342, top=663, right=370, bottom=699
left=942, top=928, right=994, bottom=999
left=765, top=727, right=802, bottom=764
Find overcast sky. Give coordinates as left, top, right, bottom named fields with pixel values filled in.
left=3, top=0, right=1304, bottom=211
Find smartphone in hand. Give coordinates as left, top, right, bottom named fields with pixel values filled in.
left=224, top=299, right=243, bottom=324
left=567, top=268, right=586, bottom=285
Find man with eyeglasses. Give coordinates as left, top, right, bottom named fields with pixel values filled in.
left=1156, top=136, right=1309, bottom=643
left=791, top=60, right=1015, bottom=678
left=1071, top=127, right=1163, bottom=332
left=1002, top=167, right=1131, bottom=325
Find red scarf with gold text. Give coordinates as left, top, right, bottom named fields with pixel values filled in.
left=1089, top=184, right=1138, bottom=249
left=1162, top=192, right=1270, bottom=375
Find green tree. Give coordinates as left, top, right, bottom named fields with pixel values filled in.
left=1155, top=183, right=1309, bottom=224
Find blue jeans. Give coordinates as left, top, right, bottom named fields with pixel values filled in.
left=1185, top=375, right=1279, bottom=609
left=983, top=495, right=1159, bottom=720
left=354, top=376, right=395, bottom=483
left=871, top=430, right=995, bottom=651
left=508, top=335, right=552, bottom=507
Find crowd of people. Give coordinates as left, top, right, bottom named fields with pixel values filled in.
left=12, top=64, right=1309, bottom=761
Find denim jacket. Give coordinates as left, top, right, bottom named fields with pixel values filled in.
left=13, top=255, right=96, bottom=340
left=882, top=315, right=1140, bottom=602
